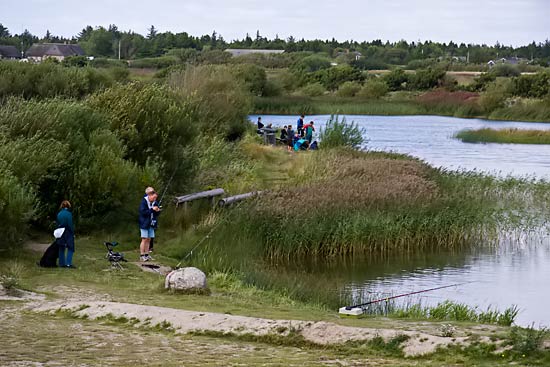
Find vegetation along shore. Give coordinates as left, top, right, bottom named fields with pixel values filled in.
left=2, top=23, right=550, bottom=365
left=456, top=128, right=550, bottom=144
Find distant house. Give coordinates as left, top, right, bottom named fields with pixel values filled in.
left=26, top=43, right=85, bottom=62
left=0, top=45, right=20, bottom=60
left=335, top=49, right=362, bottom=61
left=225, top=49, right=285, bottom=57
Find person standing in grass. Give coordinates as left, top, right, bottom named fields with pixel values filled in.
left=297, top=114, right=305, bottom=137
left=304, top=121, right=315, bottom=143
left=280, top=125, right=288, bottom=142
left=57, top=200, right=76, bottom=269
left=286, top=125, right=294, bottom=152
left=139, top=187, right=160, bottom=262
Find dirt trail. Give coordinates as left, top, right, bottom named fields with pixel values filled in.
left=30, top=299, right=475, bottom=356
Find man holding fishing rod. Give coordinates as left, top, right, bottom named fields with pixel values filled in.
left=139, top=187, right=161, bottom=262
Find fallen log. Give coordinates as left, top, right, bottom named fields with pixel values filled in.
left=218, top=191, right=263, bottom=207
left=174, top=188, right=225, bottom=206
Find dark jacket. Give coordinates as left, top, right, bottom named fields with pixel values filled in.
left=56, top=208, right=75, bottom=250
left=139, top=197, right=155, bottom=229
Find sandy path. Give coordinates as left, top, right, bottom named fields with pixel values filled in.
left=31, top=299, right=472, bottom=356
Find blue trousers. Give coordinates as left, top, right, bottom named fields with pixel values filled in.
left=58, top=247, right=74, bottom=267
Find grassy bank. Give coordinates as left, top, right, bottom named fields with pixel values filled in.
left=456, top=128, right=550, bottom=144
left=253, top=95, right=550, bottom=123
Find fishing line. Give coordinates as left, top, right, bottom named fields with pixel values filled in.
left=345, top=281, right=473, bottom=310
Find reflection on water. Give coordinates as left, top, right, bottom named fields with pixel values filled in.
left=251, top=114, right=550, bottom=326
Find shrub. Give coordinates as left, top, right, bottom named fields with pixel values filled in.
left=167, top=65, right=252, bottom=141
left=62, top=56, right=89, bottom=67
left=292, top=54, right=332, bottom=73
left=383, top=68, right=408, bottom=91
left=0, top=168, right=35, bottom=244
left=229, top=64, right=267, bottom=96
left=319, top=115, right=365, bottom=149
left=0, top=62, right=114, bottom=99
left=408, top=67, right=446, bottom=90
left=0, top=98, right=154, bottom=227
left=491, top=63, right=520, bottom=77
left=479, top=79, right=513, bottom=113
left=89, top=58, right=129, bottom=68
left=88, top=83, right=198, bottom=188
left=351, top=58, right=388, bottom=70
left=307, top=65, right=365, bottom=91
left=513, top=71, right=550, bottom=98
left=298, top=82, right=325, bottom=97
left=336, top=81, right=362, bottom=97
left=129, top=56, right=179, bottom=69
left=357, top=79, right=389, bottom=99
left=198, top=50, right=232, bottom=65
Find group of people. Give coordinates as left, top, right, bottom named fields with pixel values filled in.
left=257, top=115, right=319, bottom=152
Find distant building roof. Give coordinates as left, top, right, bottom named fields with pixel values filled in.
left=225, top=49, right=285, bottom=57
left=0, top=45, right=20, bottom=58
left=26, top=43, right=85, bottom=58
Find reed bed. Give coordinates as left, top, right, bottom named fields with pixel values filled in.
left=222, top=149, right=501, bottom=259
left=456, top=128, right=550, bottom=144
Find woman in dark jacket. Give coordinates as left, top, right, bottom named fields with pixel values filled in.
left=57, top=200, right=76, bottom=268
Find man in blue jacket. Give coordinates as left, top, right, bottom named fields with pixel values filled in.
left=139, top=187, right=160, bottom=262
left=296, top=115, right=305, bottom=137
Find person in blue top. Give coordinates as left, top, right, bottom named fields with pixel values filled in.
left=139, top=187, right=160, bottom=262
left=57, top=200, right=76, bottom=268
left=297, top=115, right=305, bottom=137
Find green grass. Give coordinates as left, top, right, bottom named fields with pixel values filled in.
left=456, top=128, right=550, bottom=144
left=390, top=301, right=519, bottom=326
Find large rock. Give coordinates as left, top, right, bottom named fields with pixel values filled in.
left=165, top=267, right=208, bottom=293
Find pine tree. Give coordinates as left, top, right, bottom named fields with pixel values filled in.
left=147, top=25, right=158, bottom=39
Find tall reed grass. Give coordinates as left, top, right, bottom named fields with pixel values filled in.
left=456, top=128, right=550, bottom=144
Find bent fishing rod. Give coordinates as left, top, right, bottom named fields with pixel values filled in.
left=345, top=282, right=472, bottom=310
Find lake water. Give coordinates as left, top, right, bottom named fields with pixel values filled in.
left=252, top=114, right=550, bottom=327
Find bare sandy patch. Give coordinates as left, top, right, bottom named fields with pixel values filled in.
left=32, top=299, right=472, bottom=356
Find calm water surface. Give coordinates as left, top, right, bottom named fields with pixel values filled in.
left=253, top=114, right=550, bottom=327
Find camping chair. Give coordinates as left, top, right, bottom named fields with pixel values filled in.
left=105, top=242, right=127, bottom=270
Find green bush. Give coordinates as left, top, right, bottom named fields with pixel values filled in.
left=357, top=79, right=389, bottom=99
left=88, top=83, right=198, bottom=188
left=298, top=82, right=326, bottom=97
left=383, top=68, right=408, bottom=91
left=0, top=98, right=155, bottom=227
left=307, top=65, right=365, bottom=91
left=0, top=168, right=35, bottom=244
left=167, top=65, right=252, bottom=141
left=62, top=56, right=89, bottom=67
left=129, top=56, right=179, bottom=69
left=229, top=64, right=267, bottom=96
left=89, top=58, right=129, bottom=68
left=513, top=71, right=550, bottom=98
left=336, top=81, right=362, bottom=97
left=319, top=115, right=365, bottom=149
left=479, top=79, right=513, bottom=113
left=0, top=62, right=115, bottom=99
left=350, top=58, right=388, bottom=70
left=491, top=64, right=521, bottom=77
left=408, top=68, right=446, bottom=90
left=292, top=54, right=332, bottom=73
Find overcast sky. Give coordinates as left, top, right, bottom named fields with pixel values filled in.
left=1, top=0, right=548, bottom=46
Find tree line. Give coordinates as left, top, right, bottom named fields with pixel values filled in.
left=1, top=23, right=550, bottom=65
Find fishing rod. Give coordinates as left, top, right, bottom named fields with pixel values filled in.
left=175, top=222, right=221, bottom=269
left=343, top=282, right=472, bottom=311
left=158, top=164, right=178, bottom=207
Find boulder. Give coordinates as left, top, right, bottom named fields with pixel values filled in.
left=165, top=267, right=208, bottom=293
